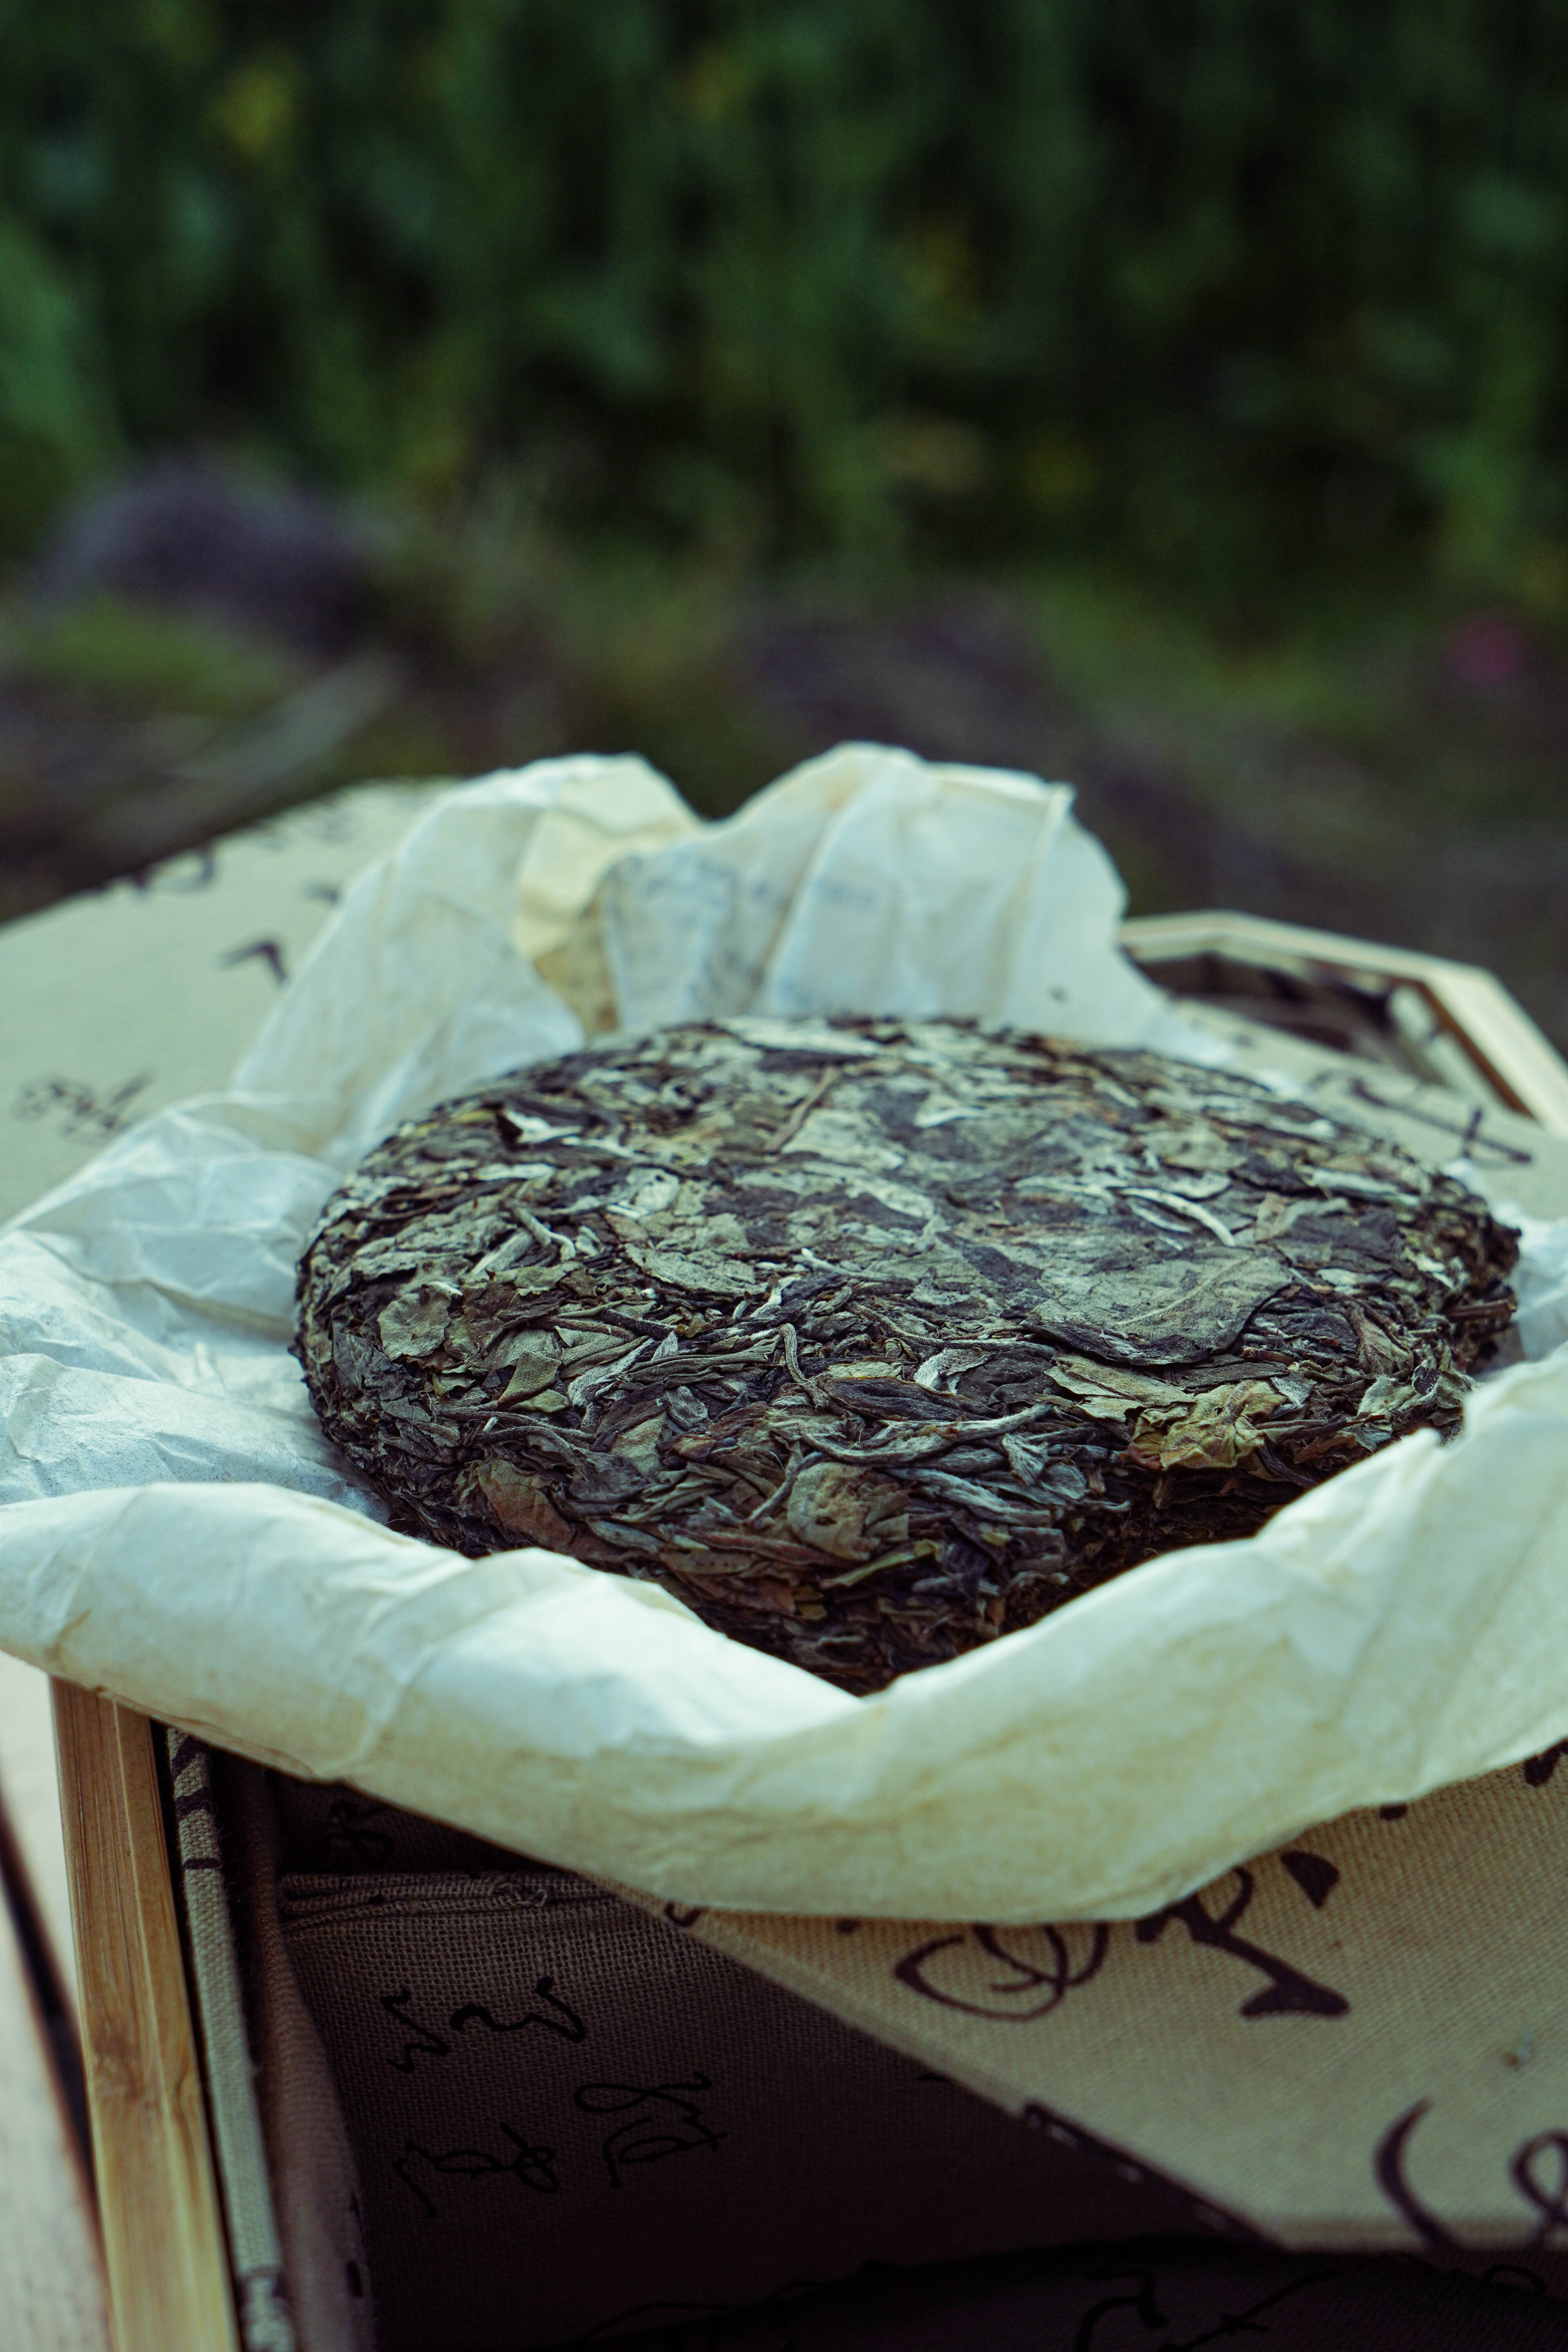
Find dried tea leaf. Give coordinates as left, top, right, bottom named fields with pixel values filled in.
left=786, top=1463, right=907, bottom=1561
left=377, top=1288, right=452, bottom=1361
left=1031, top=1252, right=1291, bottom=1364
left=458, top=1460, right=577, bottom=1550
left=296, top=1017, right=1518, bottom=1695
left=498, top=1334, right=562, bottom=1402
left=1127, top=1381, right=1282, bottom=1472
left=622, top=1244, right=764, bottom=1298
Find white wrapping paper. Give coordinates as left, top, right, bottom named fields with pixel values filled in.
left=2, top=744, right=1566, bottom=1923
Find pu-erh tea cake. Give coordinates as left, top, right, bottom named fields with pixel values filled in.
left=295, top=1018, right=1518, bottom=1693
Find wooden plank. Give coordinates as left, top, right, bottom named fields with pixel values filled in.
left=0, top=1788, right=109, bottom=2352
left=53, top=1685, right=239, bottom=2352
left=1121, top=909, right=1568, bottom=1134
left=0, top=1652, right=78, bottom=2027
left=1122, top=906, right=1495, bottom=985
left=1415, top=961, right=1568, bottom=1136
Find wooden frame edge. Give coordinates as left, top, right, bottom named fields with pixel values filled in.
left=1120, top=909, right=1568, bottom=1136
left=53, top=1684, right=240, bottom=2352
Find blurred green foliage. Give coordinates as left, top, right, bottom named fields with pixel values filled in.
left=1, top=593, right=303, bottom=713
left=5, top=1, right=1568, bottom=606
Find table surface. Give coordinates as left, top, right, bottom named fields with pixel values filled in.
left=0, top=1653, right=107, bottom=2351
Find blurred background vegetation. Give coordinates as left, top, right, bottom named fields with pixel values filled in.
left=2, top=0, right=1566, bottom=1038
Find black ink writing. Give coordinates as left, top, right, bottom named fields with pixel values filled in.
left=221, top=938, right=289, bottom=985
left=1136, top=1869, right=1350, bottom=2019
left=451, top=1978, right=585, bottom=2045
left=1513, top=2133, right=1568, bottom=2245
left=1279, top=1851, right=1339, bottom=1909
left=394, top=2126, right=559, bottom=2220
left=1481, top=2263, right=1549, bottom=2296
left=897, top=1859, right=1347, bottom=2029
left=1375, top=2100, right=1458, bottom=2249
left=14, top=1073, right=152, bottom=1139
left=321, top=1794, right=394, bottom=1869
left=1343, top=1080, right=1532, bottom=1167
left=381, top=1974, right=585, bottom=2073
left=894, top=1922, right=1111, bottom=2021
left=1523, top=1743, right=1568, bottom=1788
left=382, top=1987, right=450, bottom=2073
left=1162, top=2271, right=1343, bottom=2349
left=573, top=2075, right=724, bottom=2188
left=1073, top=2265, right=1165, bottom=2350
left=1071, top=2260, right=1339, bottom=2351
left=1376, top=2100, right=1568, bottom=2250
left=147, top=847, right=218, bottom=894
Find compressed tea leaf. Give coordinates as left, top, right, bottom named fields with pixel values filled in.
left=295, top=1018, right=1518, bottom=1694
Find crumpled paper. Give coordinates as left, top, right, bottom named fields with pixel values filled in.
left=2, top=744, right=1567, bottom=1923
left=1506, top=1207, right=1568, bottom=1359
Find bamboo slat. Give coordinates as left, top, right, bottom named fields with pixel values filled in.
left=53, top=1686, right=239, bottom=2352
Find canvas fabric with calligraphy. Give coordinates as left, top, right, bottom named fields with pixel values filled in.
left=0, top=780, right=442, bottom=1225
left=268, top=1861, right=1153, bottom=2348
left=634, top=1754, right=1568, bottom=2275
left=248, top=1770, right=1568, bottom=2350
left=246, top=1764, right=1568, bottom=2349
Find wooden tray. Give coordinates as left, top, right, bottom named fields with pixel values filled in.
left=48, top=917, right=1568, bottom=2350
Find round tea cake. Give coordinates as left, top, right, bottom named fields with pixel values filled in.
left=296, top=1018, right=1517, bottom=1693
